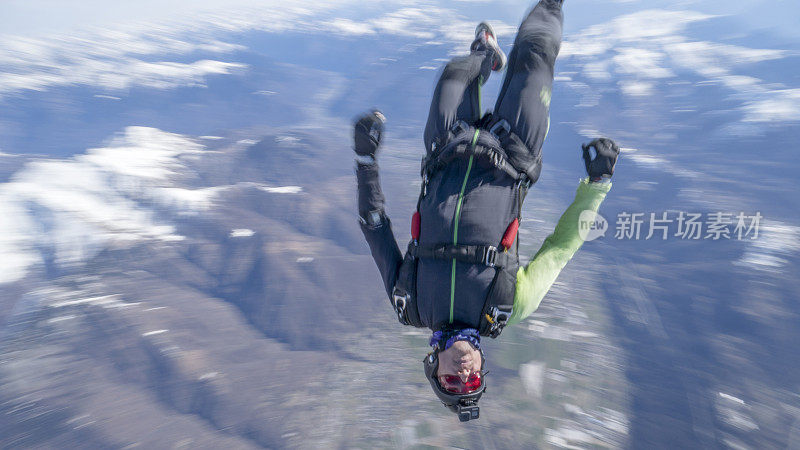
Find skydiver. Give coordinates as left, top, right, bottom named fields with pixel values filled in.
left=353, top=0, right=620, bottom=421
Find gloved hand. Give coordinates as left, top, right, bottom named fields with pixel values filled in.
left=353, top=110, right=386, bottom=158
left=582, top=138, right=620, bottom=181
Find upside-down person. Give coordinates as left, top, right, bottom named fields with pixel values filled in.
left=354, top=0, right=620, bottom=421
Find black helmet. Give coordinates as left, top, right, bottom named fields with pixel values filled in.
left=423, top=346, right=486, bottom=422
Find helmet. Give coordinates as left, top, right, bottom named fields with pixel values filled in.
left=423, top=347, right=486, bottom=422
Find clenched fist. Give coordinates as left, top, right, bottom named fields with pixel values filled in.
left=582, top=138, right=620, bottom=181
left=353, top=110, right=386, bottom=158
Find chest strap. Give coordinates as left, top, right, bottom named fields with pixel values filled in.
left=411, top=243, right=514, bottom=269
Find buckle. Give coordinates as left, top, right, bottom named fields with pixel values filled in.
left=393, top=294, right=406, bottom=312
left=483, top=246, right=498, bottom=267
left=489, top=119, right=510, bottom=140
left=392, top=289, right=410, bottom=325
left=491, top=306, right=510, bottom=325
left=515, top=175, right=530, bottom=190
left=450, top=120, right=470, bottom=136
left=487, top=306, right=512, bottom=338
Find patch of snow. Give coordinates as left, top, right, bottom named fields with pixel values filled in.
left=400, top=329, right=427, bottom=337
left=0, top=127, right=219, bottom=283
left=80, top=126, right=203, bottom=180
left=230, top=228, right=255, bottom=238
left=520, top=361, right=546, bottom=398
left=0, top=194, right=40, bottom=283
left=258, top=185, right=303, bottom=194
left=153, top=186, right=222, bottom=210
left=142, top=329, right=168, bottom=337
left=275, top=136, right=300, bottom=145
left=736, top=221, right=800, bottom=270
left=571, top=331, right=598, bottom=338
left=719, top=392, right=746, bottom=405
left=50, top=294, right=123, bottom=308
left=47, top=315, right=76, bottom=323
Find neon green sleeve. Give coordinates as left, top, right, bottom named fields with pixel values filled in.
left=508, top=177, right=612, bottom=325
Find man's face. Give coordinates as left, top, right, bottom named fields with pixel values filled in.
left=436, top=340, right=482, bottom=392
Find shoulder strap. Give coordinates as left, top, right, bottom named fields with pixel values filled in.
left=478, top=268, right=515, bottom=338
left=421, top=120, right=542, bottom=185
left=421, top=129, right=523, bottom=183
left=390, top=241, right=425, bottom=327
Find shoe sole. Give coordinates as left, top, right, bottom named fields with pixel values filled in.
left=474, top=22, right=505, bottom=71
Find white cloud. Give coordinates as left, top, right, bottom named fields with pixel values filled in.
left=665, top=41, right=785, bottom=78
left=0, top=2, right=337, bottom=100
left=560, top=9, right=792, bottom=124
left=628, top=152, right=702, bottom=180
left=742, top=89, right=800, bottom=123
left=0, top=57, right=245, bottom=97
left=0, top=0, right=519, bottom=101
left=627, top=152, right=668, bottom=169
left=560, top=9, right=715, bottom=60
left=559, top=10, right=717, bottom=100
left=370, top=7, right=441, bottom=39
left=583, top=60, right=613, bottom=81
left=612, top=48, right=674, bottom=79
left=323, top=18, right=376, bottom=36
left=619, top=80, right=654, bottom=97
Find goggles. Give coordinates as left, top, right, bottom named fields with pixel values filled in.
left=438, top=372, right=482, bottom=394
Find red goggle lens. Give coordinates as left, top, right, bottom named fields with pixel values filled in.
left=439, top=373, right=482, bottom=393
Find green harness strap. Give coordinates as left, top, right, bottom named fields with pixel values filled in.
left=449, top=129, right=480, bottom=323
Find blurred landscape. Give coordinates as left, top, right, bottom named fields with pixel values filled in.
left=0, top=0, right=798, bottom=448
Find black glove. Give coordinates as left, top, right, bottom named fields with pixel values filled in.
left=582, top=138, right=620, bottom=181
left=353, top=110, right=386, bottom=158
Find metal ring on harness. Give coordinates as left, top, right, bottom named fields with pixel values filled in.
left=483, top=246, right=498, bottom=268
left=392, top=288, right=410, bottom=325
